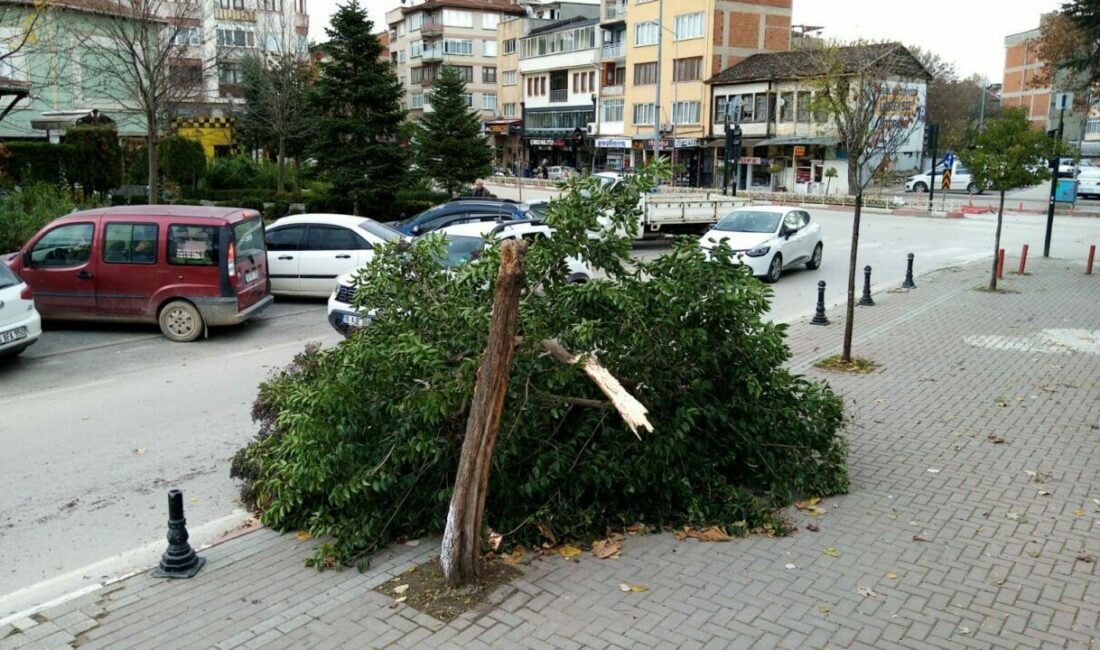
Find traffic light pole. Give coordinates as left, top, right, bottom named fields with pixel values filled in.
left=1043, top=106, right=1065, bottom=258
left=926, top=124, right=938, bottom=212
left=722, top=114, right=730, bottom=195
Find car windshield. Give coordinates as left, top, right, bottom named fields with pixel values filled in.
left=0, top=263, right=20, bottom=289
left=396, top=206, right=443, bottom=228
left=528, top=203, right=550, bottom=219
left=714, top=211, right=781, bottom=234
left=232, top=217, right=265, bottom=259
left=358, top=219, right=403, bottom=242
left=441, top=235, right=485, bottom=268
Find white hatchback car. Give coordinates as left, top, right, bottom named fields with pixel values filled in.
left=700, top=206, right=823, bottom=283
left=327, top=220, right=592, bottom=335
left=0, top=262, right=43, bottom=357
left=264, top=214, right=405, bottom=298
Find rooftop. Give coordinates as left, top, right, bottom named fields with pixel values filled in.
left=402, top=0, right=526, bottom=17
left=706, top=43, right=931, bottom=85
left=526, top=15, right=598, bottom=36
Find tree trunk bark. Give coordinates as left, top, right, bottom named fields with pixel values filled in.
left=277, top=134, right=286, bottom=194
left=847, top=158, right=860, bottom=195
left=841, top=191, right=862, bottom=363
left=147, top=120, right=159, bottom=204
left=991, top=190, right=1005, bottom=291
left=441, top=239, right=527, bottom=586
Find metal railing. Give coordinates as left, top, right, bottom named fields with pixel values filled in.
left=601, top=42, right=625, bottom=59
left=603, top=3, right=625, bottom=20
left=549, top=88, right=568, bottom=103
left=601, top=85, right=624, bottom=97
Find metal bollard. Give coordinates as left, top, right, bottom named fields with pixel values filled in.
left=1018, top=244, right=1029, bottom=274
left=997, top=249, right=1005, bottom=279
left=859, top=265, right=875, bottom=306
left=1088, top=245, right=1096, bottom=275
left=901, top=253, right=916, bottom=289
left=810, top=281, right=829, bottom=325
left=153, top=489, right=206, bottom=579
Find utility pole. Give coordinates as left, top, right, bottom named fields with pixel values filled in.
left=652, top=0, right=662, bottom=168
left=926, top=123, right=939, bottom=212
left=518, top=101, right=525, bottom=203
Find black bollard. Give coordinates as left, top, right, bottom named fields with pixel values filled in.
left=859, top=265, right=875, bottom=306
left=153, top=489, right=205, bottom=579
left=902, top=253, right=916, bottom=289
left=810, top=280, right=829, bottom=325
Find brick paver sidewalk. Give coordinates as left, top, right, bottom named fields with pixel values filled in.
left=3, top=258, right=1098, bottom=650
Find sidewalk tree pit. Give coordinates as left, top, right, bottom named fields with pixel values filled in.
left=231, top=161, right=848, bottom=574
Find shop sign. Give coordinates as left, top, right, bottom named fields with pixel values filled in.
left=674, top=138, right=699, bottom=148
left=793, top=145, right=806, bottom=157
left=632, top=139, right=672, bottom=149
left=529, top=138, right=555, bottom=146
left=739, top=156, right=762, bottom=165
left=485, top=123, right=512, bottom=134
left=596, top=138, right=632, bottom=149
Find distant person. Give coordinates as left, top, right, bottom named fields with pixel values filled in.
left=471, top=179, right=489, bottom=197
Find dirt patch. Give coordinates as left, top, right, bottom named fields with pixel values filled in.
left=374, top=557, right=521, bottom=623
left=974, top=285, right=1021, bottom=294
left=813, top=355, right=879, bottom=374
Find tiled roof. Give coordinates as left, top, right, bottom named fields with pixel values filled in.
left=706, top=43, right=931, bottom=85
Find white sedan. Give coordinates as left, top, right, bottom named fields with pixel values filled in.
left=327, top=220, right=592, bottom=335
left=700, top=206, right=823, bottom=283
left=264, top=214, right=405, bottom=298
left=0, top=263, right=42, bottom=358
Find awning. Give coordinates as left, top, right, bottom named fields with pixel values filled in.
left=31, top=109, right=116, bottom=132
left=757, top=135, right=839, bottom=147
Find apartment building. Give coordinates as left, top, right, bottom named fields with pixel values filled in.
left=386, top=0, right=525, bottom=121
left=606, top=0, right=791, bottom=185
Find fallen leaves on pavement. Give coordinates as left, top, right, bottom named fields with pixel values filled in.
left=1006, top=512, right=1027, bottom=523
left=823, top=547, right=839, bottom=557
left=501, top=547, right=526, bottom=566
left=592, top=536, right=622, bottom=559
left=676, top=526, right=732, bottom=542
left=295, top=530, right=312, bottom=541
left=986, top=435, right=1006, bottom=444
left=857, top=586, right=879, bottom=598
left=912, top=534, right=930, bottom=542
left=393, top=584, right=409, bottom=595
left=1076, top=552, right=1094, bottom=563
left=558, top=544, right=582, bottom=558
left=885, top=571, right=899, bottom=580
left=618, top=583, right=648, bottom=593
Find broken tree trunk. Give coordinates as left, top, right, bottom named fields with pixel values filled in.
left=441, top=239, right=527, bottom=586
left=541, top=339, right=653, bottom=438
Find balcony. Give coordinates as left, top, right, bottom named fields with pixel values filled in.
left=601, top=42, right=624, bottom=60
left=601, top=85, right=623, bottom=97
left=421, top=21, right=444, bottom=37
left=215, top=8, right=255, bottom=21
left=602, top=2, right=626, bottom=22
left=422, top=48, right=443, bottom=62
left=549, top=89, right=568, bottom=103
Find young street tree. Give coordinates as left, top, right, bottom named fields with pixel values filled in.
left=958, top=108, right=1060, bottom=291
left=800, top=42, right=929, bottom=364
left=309, top=0, right=406, bottom=217
left=1034, top=0, right=1100, bottom=89
left=78, top=0, right=208, bottom=203
left=415, top=66, right=493, bottom=196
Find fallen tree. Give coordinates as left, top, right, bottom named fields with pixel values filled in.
left=232, top=160, right=848, bottom=569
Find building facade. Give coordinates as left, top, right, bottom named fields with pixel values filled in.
left=386, top=0, right=525, bottom=122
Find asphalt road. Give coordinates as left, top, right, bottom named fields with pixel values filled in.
left=1, top=196, right=1098, bottom=619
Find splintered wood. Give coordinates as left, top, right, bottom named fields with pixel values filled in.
left=541, top=339, right=653, bottom=438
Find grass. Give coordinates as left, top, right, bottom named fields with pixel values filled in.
left=814, top=355, right=879, bottom=374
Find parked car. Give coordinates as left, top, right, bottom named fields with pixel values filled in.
left=700, top=206, right=823, bottom=283
left=327, top=219, right=591, bottom=335
left=547, top=166, right=577, bottom=181
left=905, top=159, right=983, bottom=194
left=1058, top=157, right=1078, bottom=178
left=6, top=206, right=272, bottom=342
left=1078, top=168, right=1100, bottom=199
left=0, top=263, right=41, bottom=357
left=264, top=213, right=405, bottom=298
left=389, top=198, right=535, bottom=236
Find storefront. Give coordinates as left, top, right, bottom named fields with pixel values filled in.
left=594, top=137, right=631, bottom=173
left=709, top=140, right=770, bottom=191
left=756, top=136, right=839, bottom=194
left=484, top=119, right=522, bottom=175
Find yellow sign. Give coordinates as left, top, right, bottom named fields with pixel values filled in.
left=793, top=146, right=806, bottom=158
left=941, top=169, right=952, bottom=190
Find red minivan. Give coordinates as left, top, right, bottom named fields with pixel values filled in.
left=6, top=206, right=273, bottom=342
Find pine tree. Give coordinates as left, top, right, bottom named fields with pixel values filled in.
left=415, top=66, right=493, bottom=196
left=308, top=0, right=406, bottom=216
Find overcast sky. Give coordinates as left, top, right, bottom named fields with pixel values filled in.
left=309, top=0, right=1063, bottom=82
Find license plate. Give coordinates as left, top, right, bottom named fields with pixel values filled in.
left=342, top=314, right=363, bottom=328
left=0, top=326, right=27, bottom=344
left=244, top=269, right=259, bottom=283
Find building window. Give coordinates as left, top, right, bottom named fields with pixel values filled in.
left=447, top=65, right=474, bottom=82
left=754, top=94, right=769, bottom=122
left=411, top=67, right=423, bottom=83
left=503, top=38, right=516, bottom=54
left=672, top=57, right=701, bottom=82
left=397, top=49, right=407, bottom=63
left=483, top=40, right=497, bottom=56
left=779, top=91, right=794, bottom=122
left=460, top=93, right=473, bottom=107
left=796, top=90, right=812, bottom=123
left=444, top=39, right=473, bottom=55
left=527, top=77, right=532, bottom=96
left=674, top=12, right=703, bottom=40
left=633, top=62, right=657, bottom=85
left=483, top=13, right=500, bottom=30
left=411, top=93, right=424, bottom=109
left=483, top=93, right=497, bottom=110
left=261, top=0, right=282, bottom=11
left=503, top=102, right=517, bottom=117
left=503, top=69, right=517, bottom=85
left=573, top=72, right=579, bottom=93
left=218, top=62, right=241, bottom=85
left=633, top=103, right=655, bottom=125
left=172, top=27, right=201, bottom=46
left=589, top=70, right=595, bottom=92
left=602, top=99, right=624, bottom=122
left=410, top=40, right=423, bottom=57
left=524, top=109, right=596, bottom=132
left=671, top=101, right=700, bottom=124
left=521, top=25, right=596, bottom=58
left=408, top=12, right=424, bottom=31
left=607, top=66, right=625, bottom=86
left=170, top=62, right=203, bottom=89
left=443, top=9, right=474, bottom=27
left=483, top=66, right=497, bottom=83
left=1087, top=117, right=1100, bottom=135
left=540, top=77, right=546, bottom=95
left=634, top=22, right=658, bottom=46
left=217, top=28, right=255, bottom=48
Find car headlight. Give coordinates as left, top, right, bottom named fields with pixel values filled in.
left=745, top=245, right=770, bottom=257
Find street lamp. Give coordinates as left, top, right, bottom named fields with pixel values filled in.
left=722, top=96, right=742, bottom=196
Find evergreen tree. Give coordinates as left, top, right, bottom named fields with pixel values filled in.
left=415, top=66, right=493, bottom=196
left=308, top=0, right=406, bottom=216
